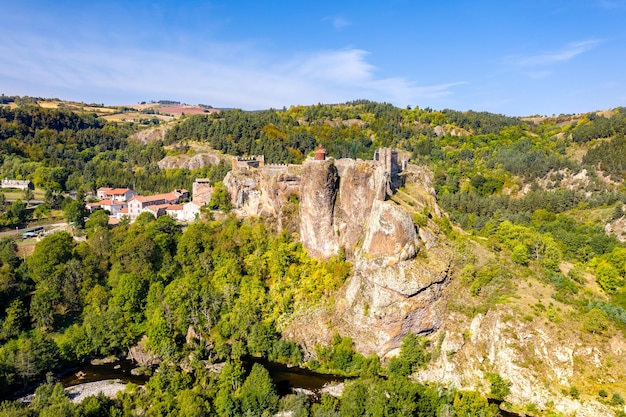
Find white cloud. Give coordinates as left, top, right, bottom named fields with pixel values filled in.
left=0, top=34, right=463, bottom=108
left=323, top=16, right=351, bottom=29
left=505, top=39, right=601, bottom=68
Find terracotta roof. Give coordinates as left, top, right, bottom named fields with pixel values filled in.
left=117, top=208, right=129, bottom=213
left=167, top=205, right=183, bottom=211
left=110, top=188, right=133, bottom=195
left=131, top=192, right=178, bottom=204
left=144, top=204, right=170, bottom=213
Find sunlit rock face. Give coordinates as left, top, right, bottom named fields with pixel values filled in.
left=299, top=159, right=340, bottom=259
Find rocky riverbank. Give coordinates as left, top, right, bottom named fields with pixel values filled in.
left=19, top=379, right=129, bottom=404
left=65, top=379, right=128, bottom=403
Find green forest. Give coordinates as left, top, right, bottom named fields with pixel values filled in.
left=1, top=98, right=626, bottom=416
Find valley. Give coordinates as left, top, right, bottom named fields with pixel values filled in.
left=0, top=97, right=625, bottom=416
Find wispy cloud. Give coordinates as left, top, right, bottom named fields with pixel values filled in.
left=505, top=39, right=601, bottom=68
left=323, top=16, right=351, bottom=29
left=0, top=35, right=463, bottom=108
left=595, top=0, right=626, bottom=9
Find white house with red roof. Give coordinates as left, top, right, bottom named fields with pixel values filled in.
left=96, top=187, right=137, bottom=202
left=86, top=199, right=127, bottom=215
left=181, top=200, right=204, bottom=222
left=90, top=184, right=200, bottom=223
left=126, top=192, right=181, bottom=220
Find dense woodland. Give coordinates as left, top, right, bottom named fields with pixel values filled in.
left=1, top=99, right=626, bottom=415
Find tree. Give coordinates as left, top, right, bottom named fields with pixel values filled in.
left=339, top=380, right=368, bottom=417
left=595, top=261, right=624, bottom=293
left=27, top=232, right=75, bottom=329
left=512, top=244, right=529, bottom=266
left=584, top=308, right=610, bottom=334
left=23, top=188, right=34, bottom=205
left=1, top=299, right=27, bottom=340
left=240, top=363, right=279, bottom=416
left=209, top=182, right=232, bottom=211
left=215, top=360, right=245, bottom=417
left=44, top=189, right=63, bottom=210
left=6, top=200, right=29, bottom=226
left=487, top=372, right=510, bottom=400
left=63, top=199, right=88, bottom=229
left=387, top=333, right=429, bottom=376
left=85, top=209, right=109, bottom=237
left=27, top=232, right=74, bottom=284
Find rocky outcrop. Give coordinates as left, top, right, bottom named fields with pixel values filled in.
left=299, top=160, right=340, bottom=258
left=158, top=153, right=222, bottom=170
left=225, top=154, right=452, bottom=357
left=127, top=335, right=161, bottom=367
left=223, top=164, right=302, bottom=231
left=130, top=125, right=171, bottom=143
left=333, top=159, right=387, bottom=257
left=415, top=309, right=619, bottom=416
left=299, top=158, right=400, bottom=260
left=359, top=199, right=417, bottom=262
left=334, top=244, right=451, bottom=355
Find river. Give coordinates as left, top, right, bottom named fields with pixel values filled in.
left=57, top=357, right=345, bottom=397
left=47, top=359, right=524, bottom=416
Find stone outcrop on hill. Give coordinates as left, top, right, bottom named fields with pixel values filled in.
left=223, top=164, right=302, bottom=231
left=414, top=308, right=621, bottom=416
left=158, top=153, right=222, bottom=170
left=299, top=159, right=340, bottom=258
left=130, top=125, right=171, bottom=143
left=223, top=153, right=453, bottom=357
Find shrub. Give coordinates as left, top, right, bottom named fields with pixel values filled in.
left=487, top=372, right=510, bottom=400
left=584, top=308, right=610, bottom=334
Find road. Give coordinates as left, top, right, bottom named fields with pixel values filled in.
left=0, top=222, right=69, bottom=238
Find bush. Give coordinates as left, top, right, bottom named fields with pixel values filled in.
left=387, top=333, right=430, bottom=377
left=584, top=308, right=610, bottom=334
left=487, top=372, right=510, bottom=400
left=612, top=392, right=625, bottom=406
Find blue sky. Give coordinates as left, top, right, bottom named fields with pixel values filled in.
left=1, top=0, right=625, bottom=116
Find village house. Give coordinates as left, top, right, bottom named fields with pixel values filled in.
left=1, top=179, right=31, bottom=190
left=125, top=192, right=182, bottom=220
left=89, top=183, right=200, bottom=224
left=85, top=199, right=127, bottom=215
left=165, top=204, right=184, bottom=221
left=181, top=200, right=204, bottom=222
left=96, top=187, right=137, bottom=202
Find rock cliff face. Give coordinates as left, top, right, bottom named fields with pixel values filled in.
left=333, top=159, right=387, bottom=256
left=299, top=160, right=340, bottom=258
left=225, top=156, right=451, bottom=356
left=415, top=308, right=621, bottom=416
left=223, top=165, right=302, bottom=231
left=158, top=153, right=222, bottom=170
